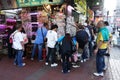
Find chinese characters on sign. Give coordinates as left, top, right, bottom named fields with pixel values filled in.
left=17, top=0, right=63, bottom=7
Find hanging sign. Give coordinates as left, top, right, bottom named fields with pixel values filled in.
left=17, top=0, right=63, bottom=7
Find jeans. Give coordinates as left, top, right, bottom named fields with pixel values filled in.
left=96, top=49, right=107, bottom=73
left=61, top=52, right=71, bottom=73
left=81, top=44, right=88, bottom=60
left=31, top=43, right=43, bottom=60
left=14, top=50, right=23, bottom=67
left=89, top=41, right=93, bottom=57
left=46, top=47, right=56, bottom=64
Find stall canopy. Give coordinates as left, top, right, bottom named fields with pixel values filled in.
left=16, top=0, right=64, bottom=7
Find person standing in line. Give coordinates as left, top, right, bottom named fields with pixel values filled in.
left=31, top=23, right=47, bottom=61
left=104, top=21, right=113, bottom=34
left=85, top=20, right=95, bottom=57
left=93, top=20, right=112, bottom=76
left=12, top=22, right=25, bottom=67
left=60, top=33, right=75, bottom=73
left=45, top=24, right=58, bottom=67
left=76, top=25, right=89, bottom=62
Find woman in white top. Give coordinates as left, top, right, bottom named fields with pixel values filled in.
left=12, top=22, right=25, bottom=67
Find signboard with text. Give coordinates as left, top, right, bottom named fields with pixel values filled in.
left=17, top=0, right=63, bottom=7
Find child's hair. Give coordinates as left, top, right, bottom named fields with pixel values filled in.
left=64, top=33, right=72, bottom=41
left=51, top=24, right=58, bottom=30
left=21, top=27, right=25, bottom=33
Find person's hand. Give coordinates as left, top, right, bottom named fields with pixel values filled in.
left=61, top=59, right=63, bottom=62
left=94, top=49, right=98, bottom=55
left=23, top=47, right=25, bottom=51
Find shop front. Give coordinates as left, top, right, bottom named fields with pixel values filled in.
left=17, top=0, right=66, bottom=56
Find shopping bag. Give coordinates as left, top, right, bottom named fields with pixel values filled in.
left=73, top=51, right=78, bottom=62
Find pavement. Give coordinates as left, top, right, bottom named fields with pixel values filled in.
left=0, top=46, right=120, bottom=80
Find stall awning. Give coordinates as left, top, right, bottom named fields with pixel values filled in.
left=17, top=0, right=64, bottom=8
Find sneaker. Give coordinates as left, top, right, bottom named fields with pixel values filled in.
left=68, top=70, right=70, bottom=73
left=51, top=64, right=54, bottom=67
left=18, top=63, right=26, bottom=67
left=51, top=63, right=58, bottom=67
left=45, top=62, right=48, bottom=65
left=22, top=63, right=26, bottom=66
left=31, top=58, right=34, bottom=61
left=39, top=60, right=43, bottom=62
left=93, top=72, right=104, bottom=77
left=103, top=66, right=107, bottom=71
left=53, top=63, right=58, bottom=66
left=83, top=59, right=86, bottom=62
left=81, top=60, right=84, bottom=63
left=22, top=57, right=26, bottom=60
left=72, top=65, right=80, bottom=68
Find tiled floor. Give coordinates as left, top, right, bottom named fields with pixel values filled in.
left=0, top=47, right=120, bottom=80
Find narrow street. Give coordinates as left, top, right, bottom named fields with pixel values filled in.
left=0, top=46, right=120, bottom=80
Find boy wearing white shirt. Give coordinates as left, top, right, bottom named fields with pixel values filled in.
left=45, top=25, right=58, bottom=67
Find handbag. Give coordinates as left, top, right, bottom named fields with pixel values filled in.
left=9, top=37, right=13, bottom=43
left=32, top=35, right=36, bottom=40
left=73, top=51, right=78, bottom=62
left=9, top=31, right=18, bottom=43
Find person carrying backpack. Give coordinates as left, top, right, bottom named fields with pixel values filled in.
left=76, top=25, right=89, bottom=62
left=60, top=33, right=73, bottom=73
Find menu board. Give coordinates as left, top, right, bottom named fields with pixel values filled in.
left=17, top=0, right=64, bottom=7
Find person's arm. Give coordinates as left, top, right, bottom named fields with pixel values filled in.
left=57, top=36, right=64, bottom=42
left=55, top=32, right=58, bottom=42
left=21, top=41, right=24, bottom=50
left=76, top=41, right=79, bottom=51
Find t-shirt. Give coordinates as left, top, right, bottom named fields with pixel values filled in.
left=12, top=30, right=24, bottom=50
left=46, top=30, right=58, bottom=48
left=97, top=32, right=112, bottom=49
left=34, top=27, right=47, bottom=44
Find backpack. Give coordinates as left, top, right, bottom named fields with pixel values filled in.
left=76, top=30, right=89, bottom=49
left=60, top=37, right=76, bottom=54
left=9, top=31, right=18, bottom=44
left=76, top=30, right=89, bottom=43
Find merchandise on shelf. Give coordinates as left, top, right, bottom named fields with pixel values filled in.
left=53, top=12, right=66, bottom=38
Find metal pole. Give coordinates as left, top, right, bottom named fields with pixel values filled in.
left=107, top=11, right=109, bottom=21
